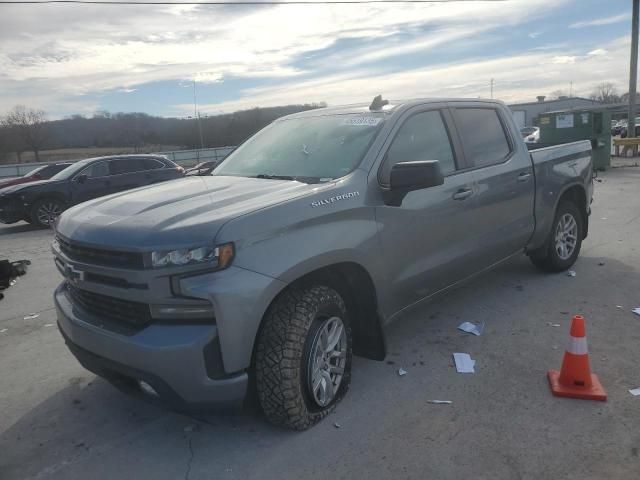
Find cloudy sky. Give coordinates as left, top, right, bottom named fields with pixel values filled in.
left=0, top=0, right=633, bottom=118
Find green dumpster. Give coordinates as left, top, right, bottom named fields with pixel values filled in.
left=537, top=109, right=611, bottom=170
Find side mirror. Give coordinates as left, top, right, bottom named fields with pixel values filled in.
left=75, top=174, right=87, bottom=184
left=385, top=160, right=444, bottom=206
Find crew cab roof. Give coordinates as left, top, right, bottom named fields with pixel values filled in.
left=280, top=98, right=508, bottom=120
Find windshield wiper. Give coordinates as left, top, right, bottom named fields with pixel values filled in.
left=253, top=174, right=327, bottom=184
left=255, top=174, right=296, bottom=181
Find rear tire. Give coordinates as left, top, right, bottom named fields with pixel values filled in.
left=255, top=285, right=352, bottom=430
left=31, top=198, right=66, bottom=229
left=529, top=201, right=583, bottom=272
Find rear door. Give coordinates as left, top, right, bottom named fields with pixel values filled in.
left=70, top=160, right=112, bottom=203
left=450, top=104, right=535, bottom=267
left=108, top=158, right=149, bottom=193
left=374, top=106, right=481, bottom=313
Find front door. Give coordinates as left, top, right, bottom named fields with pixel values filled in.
left=71, top=160, right=112, bottom=204
left=374, top=107, right=480, bottom=315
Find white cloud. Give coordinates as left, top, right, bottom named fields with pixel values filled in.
left=569, top=13, right=628, bottom=29
left=551, top=55, right=577, bottom=64
left=587, top=48, right=607, bottom=56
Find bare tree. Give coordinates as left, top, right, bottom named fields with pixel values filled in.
left=4, top=105, right=49, bottom=161
left=589, top=82, right=621, bottom=103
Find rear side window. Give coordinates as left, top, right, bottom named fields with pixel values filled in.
left=380, top=110, right=456, bottom=183
left=80, top=161, right=109, bottom=178
left=143, top=158, right=165, bottom=170
left=110, top=159, right=145, bottom=175
left=453, top=108, right=511, bottom=167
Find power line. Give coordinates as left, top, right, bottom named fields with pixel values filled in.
left=0, top=0, right=510, bottom=5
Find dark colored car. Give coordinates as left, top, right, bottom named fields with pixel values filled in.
left=185, top=160, right=219, bottom=176
left=0, top=163, right=72, bottom=189
left=0, top=154, right=184, bottom=228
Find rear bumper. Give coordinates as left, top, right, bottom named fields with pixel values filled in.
left=55, top=283, right=248, bottom=410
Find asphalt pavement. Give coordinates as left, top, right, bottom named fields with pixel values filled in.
left=1, top=165, right=639, bottom=480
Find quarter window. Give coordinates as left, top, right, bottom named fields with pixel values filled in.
left=380, top=110, right=456, bottom=184
left=453, top=108, right=512, bottom=167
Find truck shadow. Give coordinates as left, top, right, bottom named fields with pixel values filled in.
left=0, top=254, right=637, bottom=479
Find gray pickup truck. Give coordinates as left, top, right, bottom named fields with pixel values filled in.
left=53, top=98, right=593, bottom=430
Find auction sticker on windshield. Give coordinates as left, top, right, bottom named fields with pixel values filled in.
left=342, top=117, right=382, bottom=126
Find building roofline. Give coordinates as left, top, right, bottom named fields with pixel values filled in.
left=508, top=97, right=601, bottom=107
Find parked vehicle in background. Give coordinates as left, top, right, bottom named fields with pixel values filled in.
left=520, top=126, right=537, bottom=138
left=0, top=163, right=72, bottom=189
left=0, top=155, right=184, bottom=228
left=185, top=160, right=220, bottom=176
left=523, top=126, right=540, bottom=143
left=612, top=119, right=627, bottom=136
left=620, top=118, right=640, bottom=138
left=53, top=99, right=593, bottom=430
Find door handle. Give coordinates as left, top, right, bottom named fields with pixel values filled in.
left=452, top=188, right=473, bottom=200
left=517, top=172, right=532, bottom=182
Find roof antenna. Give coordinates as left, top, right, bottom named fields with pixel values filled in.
left=369, top=94, right=389, bottom=111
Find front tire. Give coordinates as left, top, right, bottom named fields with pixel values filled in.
left=31, top=198, right=65, bottom=228
left=529, top=201, right=583, bottom=272
left=255, top=285, right=352, bottom=430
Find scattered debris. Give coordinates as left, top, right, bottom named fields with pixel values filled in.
left=453, top=353, right=475, bottom=374
left=458, top=321, right=484, bottom=336
left=333, top=422, right=341, bottom=429
left=398, top=368, right=407, bottom=376
left=616, top=306, right=623, bottom=309
left=23, top=313, right=39, bottom=320
left=386, top=360, right=395, bottom=365
left=560, top=311, right=570, bottom=315
left=44, top=323, right=54, bottom=327
left=598, top=262, right=605, bottom=266
left=567, top=270, right=576, bottom=277
left=629, top=388, right=640, bottom=396
left=547, top=322, right=561, bottom=327
left=632, top=308, right=640, bottom=317
left=0, top=328, right=7, bottom=334
left=427, top=400, right=452, bottom=405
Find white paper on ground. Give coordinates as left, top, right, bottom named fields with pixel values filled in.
left=567, top=270, right=576, bottom=277
left=458, top=322, right=484, bottom=336
left=628, top=387, right=640, bottom=396
left=427, top=400, right=452, bottom=404
left=398, top=368, right=407, bottom=376
left=23, top=313, right=39, bottom=320
left=632, top=307, right=640, bottom=316
left=453, top=353, right=476, bottom=373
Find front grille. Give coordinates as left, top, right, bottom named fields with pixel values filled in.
left=66, top=283, right=152, bottom=329
left=57, top=236, right=145, bottom=269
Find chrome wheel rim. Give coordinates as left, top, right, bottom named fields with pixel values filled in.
left=307, top=316, right=347, bottom=407
left=37, top=202, right=62, bottom=226
left=554, top=213, right=578, bottom=260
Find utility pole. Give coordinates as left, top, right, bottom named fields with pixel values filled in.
left=193, top=79, right=205, bottom=149
left=490, top=78, right=494, bottom=99
left=569, top=81, right=573, bottom=98
left=629, top=0, right=639, bottom=138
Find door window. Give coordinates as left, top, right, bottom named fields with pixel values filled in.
left=380, top=110, right=456, bottom=184
left=80, top=161, right=109, bottom=178
left=110, top=159, right=145, bottom=175
left=143, top=158, right=165, bottom=170
left=453, top=108, right=512, bottom=167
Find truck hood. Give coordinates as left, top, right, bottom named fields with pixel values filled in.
left=56, top=175, right=321, bottom=250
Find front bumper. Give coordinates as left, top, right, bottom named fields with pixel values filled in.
left=55, top=283, right=248, bottom=409
left=0, top=199, right=25, bottom=224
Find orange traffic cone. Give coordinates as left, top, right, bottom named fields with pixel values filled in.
left=547, top=315, right=607, bottom=401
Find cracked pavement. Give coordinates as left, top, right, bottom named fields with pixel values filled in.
left=1, top=166, right=639, bottom=479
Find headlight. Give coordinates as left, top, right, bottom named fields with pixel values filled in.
left=151, top=242, right=234, bottom=269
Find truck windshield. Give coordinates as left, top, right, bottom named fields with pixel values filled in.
left=215, top=114, right=384, bottom=183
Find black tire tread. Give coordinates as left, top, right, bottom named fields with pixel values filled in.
left=529, top=200, right=582, bottom=272
left=255, top=285, right=350, bottom=430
